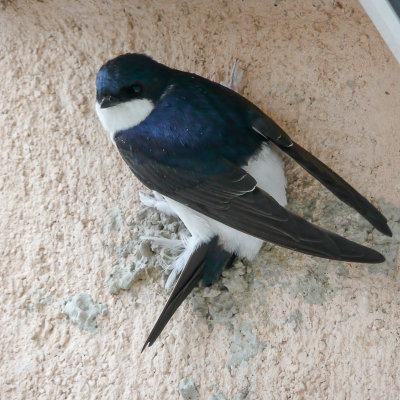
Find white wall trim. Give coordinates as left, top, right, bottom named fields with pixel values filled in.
left=359, top=0, right=400, bottom=64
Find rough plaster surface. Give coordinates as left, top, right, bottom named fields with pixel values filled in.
left=62, top=293, right=108, bottom=333
left=1, top=0, right=400, bottom=399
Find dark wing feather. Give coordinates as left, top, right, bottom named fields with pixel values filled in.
left=251, top=116, right=391, bottom=236
left=142, top=237, right=236, bottom=350
left=141, top=241, right=209, bottom=351
left=279, top=142, right=392, bottom=236
left=118, top=145, right=384, bottom=264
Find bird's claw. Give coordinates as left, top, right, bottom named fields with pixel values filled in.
left=139, top=190, right=177, bottom=216
left=139, top=190, right=158, bottom=209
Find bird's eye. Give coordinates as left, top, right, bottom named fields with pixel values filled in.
left=130, top=83, right=142, bottom=95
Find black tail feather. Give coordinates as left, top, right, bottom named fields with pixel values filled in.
left=141, top=241, right=208, bottom=352
left=142, top=237, right=235, bottom=351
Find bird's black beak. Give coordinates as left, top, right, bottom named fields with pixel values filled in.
left=99, top=95, right=120, bottom=109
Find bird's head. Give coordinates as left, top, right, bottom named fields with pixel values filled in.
left=95, top=53, right=171, bottom=138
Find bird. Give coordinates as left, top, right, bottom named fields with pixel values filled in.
left=95, top=53, right=392, bottom=351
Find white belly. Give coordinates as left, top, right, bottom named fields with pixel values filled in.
left=165, top=143, right=287, bottom=260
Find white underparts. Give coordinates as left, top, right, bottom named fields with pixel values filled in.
left=243, top=143, right=287, bottom=207
left=95, top=69, right=287, bottom=288
left=164, top=236, right=203, bottom=290
left=141, top=143, right=288, bottom=289
left=165, top=143, right=287, bottom=259
left=95, top=98, right=154, bottom=141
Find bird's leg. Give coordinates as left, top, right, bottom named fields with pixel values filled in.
left=164, top=235, right=205, bottom=290
left=139, top=190, right=177, bottom=216
left=139, top=235, right=185, bottom=252
left=139, top=191, right=193, bottom=286
left=140, top=233, right=204, bottom=290
left=139, top=190, right=183, bottom=249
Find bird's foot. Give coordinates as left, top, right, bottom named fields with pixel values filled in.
left=140, top=233, right=202, bottom=291
left=139, top=234, right=189, bottom=288
left=139, top=235, right=185, bottom=252
left=139, top=190, right=177, bottom=216
left=165, top=235, right=204, bottom=290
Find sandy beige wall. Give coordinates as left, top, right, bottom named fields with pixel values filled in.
left=1, top=0, right=399, bottom=399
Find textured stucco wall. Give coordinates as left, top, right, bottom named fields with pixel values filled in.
left=1, top=1, right=399, bottom=399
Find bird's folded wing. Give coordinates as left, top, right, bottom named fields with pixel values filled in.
left=118, top=147, right=384, bottom=263
left=251, top=115, right=391, bottom=236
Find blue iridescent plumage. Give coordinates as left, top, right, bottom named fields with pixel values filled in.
left=116, top=75, right=264, bottom=174
left=95, top=53, right=391, bottom=351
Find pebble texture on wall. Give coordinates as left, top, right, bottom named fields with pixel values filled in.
left=0, top=1, right=399, bottom=399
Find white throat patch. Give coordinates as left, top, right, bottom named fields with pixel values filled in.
left=95, top=98, right=154, bottom=141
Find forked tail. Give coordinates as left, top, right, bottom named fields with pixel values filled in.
left=142, top=237, right=235, bottom=351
